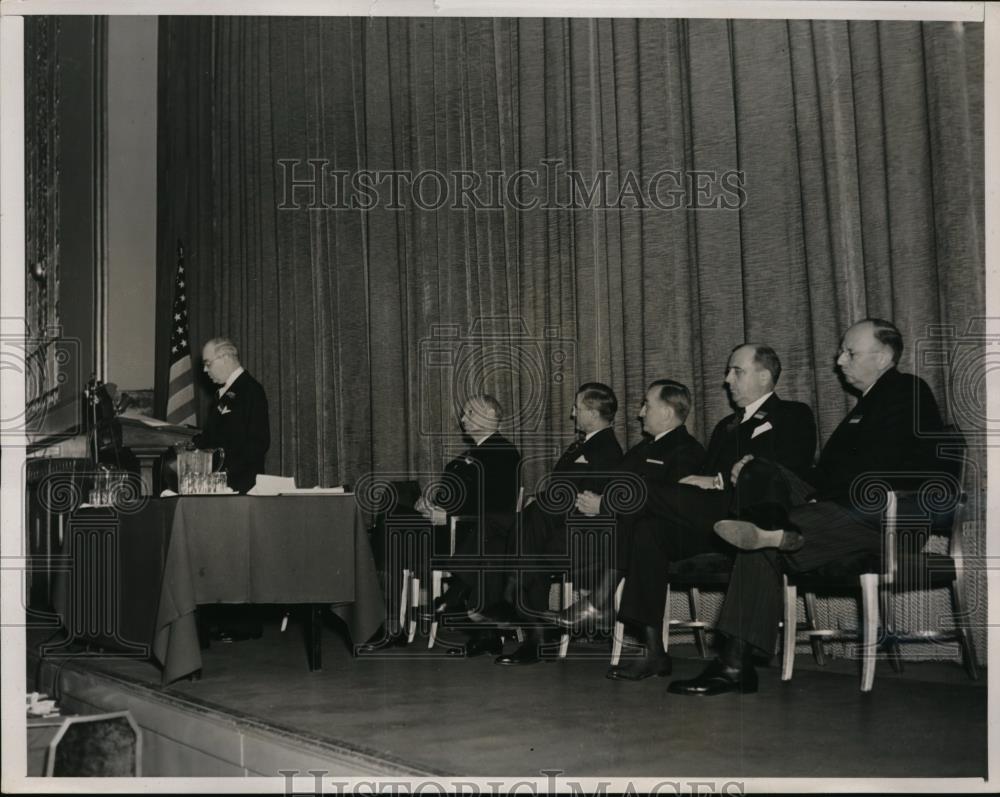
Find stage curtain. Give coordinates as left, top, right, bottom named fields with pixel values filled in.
left=156, top=18, right=984, bottom=492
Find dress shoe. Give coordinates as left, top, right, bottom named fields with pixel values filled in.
left=433, top=583, right=472, bottom=613
left=739, top=501, right=791, bottom=531
left=606, top=655, right=672, bottom=681
left=713, top=519, right=804, bottom=553
left=445, top=631, right=504, bottom=658
left=495, top=641, right=542, bottom=666
left=554, top=600, right=607, bottom=630
left=667, top=659, right=759, bottom=696
left=355, top=629, right=409, bottom=654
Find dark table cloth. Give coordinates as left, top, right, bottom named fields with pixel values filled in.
left=53, top=495, right=385, bottom=683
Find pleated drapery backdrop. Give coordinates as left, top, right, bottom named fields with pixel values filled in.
left=155, top=17, right=984, bottom=497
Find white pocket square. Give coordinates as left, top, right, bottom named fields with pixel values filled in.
left=751, top=421, right=772, bottom=439
left=574, top=455, right=588, bottom=464
left=217, top=405, right=232, bottom=415
left=645, top=458, right=665, bottom=465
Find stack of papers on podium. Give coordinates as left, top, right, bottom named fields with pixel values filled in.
left=247, top=475, right=297, bottom=495
left=277, top=485, right=348, bottom=495
left=121, top=412, right=172, bottom=427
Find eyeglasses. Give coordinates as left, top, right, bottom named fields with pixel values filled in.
left=838, top=348, right=880, bottom=361
left=203, top=356, right=224, bottom=368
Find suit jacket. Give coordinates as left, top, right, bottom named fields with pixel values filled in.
left=547, top=426, right=624, bottom=497
left=609, top=425, right=706, bottom=516
left=701, top=393, right=816, bottom=481
left=809, top=368, right=945, bottom=502
left=440, top=432, right=522, bottom=516
left=195, top=370, right=270, bottom=493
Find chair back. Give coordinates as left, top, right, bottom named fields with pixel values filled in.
left=883, top=425, right=968, bottom=583
left=46, top=710, right=142, bottom=777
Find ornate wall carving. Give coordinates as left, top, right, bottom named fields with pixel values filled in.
left=24, top=17, right=62, bottom=427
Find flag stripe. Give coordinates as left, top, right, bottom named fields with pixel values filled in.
left=166, top=382, right=194, bottom=411
left=166, top=245, right=197, bottom=427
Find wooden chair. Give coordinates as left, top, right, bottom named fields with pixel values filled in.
left=46, top=710, right=142, bottom=777
left=608, top=552, right=734, bottom=665
left=781, top=454, right=979, bottom=691
left=426, top=487, right=548, bottom=649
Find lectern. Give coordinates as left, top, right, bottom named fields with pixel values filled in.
left=94, top=416, right=199, bottom=495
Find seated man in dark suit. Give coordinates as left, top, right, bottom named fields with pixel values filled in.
left=363, top=394, right=522, bottom=653
left=497, top=382, right=624, bottom=665
left=665, top=344, right=816, bottom=510
left=555, top=380, right=706, bottom=677
left=429, top=395, right=522, bottom=653
left=670, top=319, right=947, bottom=696
left=193, top=337, right=270, bottom=493
left=563, top=347, right=816, bottom=679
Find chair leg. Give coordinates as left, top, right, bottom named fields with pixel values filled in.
left=687, top=587, right=708, bottom=658
left=610, top=576, right=626, bottom=666
left=428, top=570, right=444, bottom=649
left=951, top=575, right=979, bottom=680
left=803, top=591, right=827, bottom=666
left=781, top=581, right=797, bottom=681
left=407, top=576, right=420, bottom=643
left=558, top=579, right=572, bottom=658
left=879, top=580, right=903, bottom=674
left=398, top=569, right=411, bottom=633
left=661, top=584, right=671, bottom=652
left=860, top=574, right=878, bottom=692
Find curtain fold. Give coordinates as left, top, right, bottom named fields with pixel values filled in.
left=156, top=16, right=984, bottom=495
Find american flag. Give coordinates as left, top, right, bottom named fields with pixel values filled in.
left=165, top=242, right=196, bottom=425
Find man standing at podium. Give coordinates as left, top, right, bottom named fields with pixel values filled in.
left=194, top=337, right=270, bottom=493
left=193, top=337, right=271, bottom=644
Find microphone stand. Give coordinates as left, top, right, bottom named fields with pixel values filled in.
left=84, top=375, right=122, bottom=470
left=85, top=375, right=101, bottom=465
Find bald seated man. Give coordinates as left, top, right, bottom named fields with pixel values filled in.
left=670, top=318, right=949, bottom=696
left=361, top=394, right=522, bottom=654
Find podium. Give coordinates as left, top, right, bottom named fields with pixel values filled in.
left=94, top=416, right=199, bottom=495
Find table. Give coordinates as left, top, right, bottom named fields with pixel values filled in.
left=27, top=716, right=69, bottom=776
left=51, top=495, right=385, bottom=684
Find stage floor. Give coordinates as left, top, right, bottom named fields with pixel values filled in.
left=27, top=614, right=988, bottom=779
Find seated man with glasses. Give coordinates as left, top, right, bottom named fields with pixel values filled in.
left=669, top=318, right=949, bottom=696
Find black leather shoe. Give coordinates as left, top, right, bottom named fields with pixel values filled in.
left=606, top=655, right=672, bottom=681
left=446, top=631, right=504, bottom=658
left=495, top=641, right=542, bottom=665
left=714, top=519, right=804, bottom=553
left=667, top=659, right=759, bottom=695
left=739, top=502, right=791, bottom=532
left=554, top=600, right=608, bottom=630
left=355, top=630, right=409, bottom=654
left=433, top=583, right=472, bottom=613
